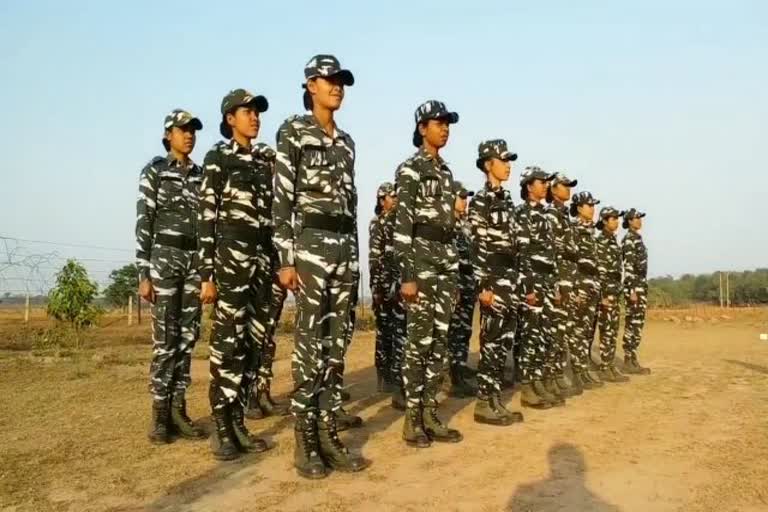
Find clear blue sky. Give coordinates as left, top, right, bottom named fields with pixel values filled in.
left=0, top=1, right=766, bottom=292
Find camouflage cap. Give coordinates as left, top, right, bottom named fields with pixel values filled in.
left=376, top=182, right=396, bottom=198
left=414, top=100, right=459, bottom=125
left=220, top=88, right=269, bottom=115
left=624, top=208, right=646, bottom=220
left=162, top=109, right=202, bottom=150
left=519, top=166, right=553, bottom=186
left=476, top=139, right=517, bottom=170
left=453, top=180, right=475, bottom=199
left=599, top=206, right=624, bottom=219
left=303, top=54, right=354, bottom=86
left=550, top=172, right=578, bottom=188
left=571, top=191, right=600, bottom=206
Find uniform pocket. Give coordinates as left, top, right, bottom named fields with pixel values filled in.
left=419, top=174, right=442, bottom=197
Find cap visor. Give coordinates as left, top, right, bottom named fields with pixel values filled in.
left=503, top=152, right=518, bottom=162
left=334, top=69, right=355, bottom=86
left=568, top=179, right=578, bottom=187
left=247, top=95, right=269, bottom=113
left=181, top=117, right=203, bottom=130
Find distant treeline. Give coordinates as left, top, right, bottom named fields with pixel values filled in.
left=649, top=269, right=768, bottom=307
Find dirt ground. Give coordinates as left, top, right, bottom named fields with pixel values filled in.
left=1, top=307, right=767, bottom=512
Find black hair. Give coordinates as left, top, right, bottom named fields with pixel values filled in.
left=519, top=183, right=529, bottom=201
left=569, top=202, right=579, bottom=217
left=412, top=122, right=426, bottom=148
left=545, top=187, right=554, bottom=203
left=303, top=90, right=313, bottom=111
left=622, top=219, right=629, bottom=229
left=374, top=196, right=384, bottom=216
left=162, top=137, right=170, bottom=152
left=595, top=220, right=605, bottom=231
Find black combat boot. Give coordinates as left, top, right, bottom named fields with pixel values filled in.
left=555, top=374, right=574, bottom=397
left=598, top=367, right=618, bottom=383
left=391, top=383, right=407, bottom=411
left=231, top=403, right=269, bottom=453
left=210, top=405, right=240, bottom=461
left=544, top=377, right=567, bottom=402
left=293, top=414, right=327, bottom=479
left=449, top=364, right=478, bottom=398
left=627, top=355, right=651, bottom=375
left=377, top=369, right=393, bottom=393
left=520, top=382, right=553, bottom=409
left=256, top=380, right=290, bottom=417
left=474, top=395, right=522, bottom=426
left=585, top=369, right=605, bottom=387
left=170, top=396, right=206, bottom=439
left=402, top=406, right=431, bottom=447
left=568, top=372, right=584, bottom=395
left=245, top=386, right=265, bottom=420
left=335, top=407, right=363, bottom=431
left=148, top=399, right=171, bottom=445
left=609, top=365, right=630, bottom=382
left=317, top=413, right=370, bottom=472
left=422, top=406, right=463, bottom=443
left=533, top=379, right=564, bottom=406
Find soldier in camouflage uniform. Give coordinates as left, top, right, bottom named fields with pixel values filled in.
left=469, top=140, right=525, bottom=425
left=595, top=207, right=630, bottom=383
left=273, top=55, right=368, bottom=478
left=447, top=181, right=478, bottom=398
left=137, top=109, right=207, bottom=445
left=395, top=100, right=463, bottom=447
left=245, top=200, right=290, bottom=419
left=621, top=208, right=651, bottom=374
left=369, top=182, right=399, bottom=392
left=569, top=192, right=605, bottom=391
left=198, top=89, right=274, bottom=461
left=515, top=167, right=564, bottom=408
left=544, top=172, right=580, bottom=397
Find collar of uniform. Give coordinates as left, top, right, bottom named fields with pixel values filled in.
left=228, top=138, right=255, bottom=156
left=600, top=230, right=617, bottom=241
left=164, top=152, right=196, bottom=170
left=579, top=219, right=594, bottom=228
left=415, top=146, right=446, bottom=166
left=528, top=199, right=544, bottom=208
left=484, top=182, right=503, bottom=193
left=303, top=114, right=349, bottom=144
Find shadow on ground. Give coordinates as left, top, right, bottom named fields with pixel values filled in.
left=507, top=443, right=622, bottom=512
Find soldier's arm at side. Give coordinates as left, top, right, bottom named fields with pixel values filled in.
left=197, top=150, right=224, bottom=283
left=468, top=193, right=491, bottom=293
left=273, top=121, right=301, bottom=269
left=514, top=209, right=535, bottom=298
left=393, top=164, right=418, bottom=284
left=136, top=161, right=159, bottom=282
left=368, top=219, right=385, bottom=295
left=622, top=236, right=639, bottom=293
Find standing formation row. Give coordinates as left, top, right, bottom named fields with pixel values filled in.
left=135, top=53, right=649, bottom=481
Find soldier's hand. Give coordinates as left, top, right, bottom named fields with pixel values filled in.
left=629, top=290, right=639, bottom=303
left=200, top=281, right=217, bottom=305
left=279, top=267, right=298, bottom=291
left=401, top=281, right=418, bottom=303
left=138, top=279, right=156, bottom=304
left=553, top=289, right=562, bottom=306
left=525, top=292, right=538, bottom=306
left=479, top=289, right=494, bottom=307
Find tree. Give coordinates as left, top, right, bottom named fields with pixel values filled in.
left=103, top=263, right=138, bottom=308
left=47, top=259, right=101, bottom=329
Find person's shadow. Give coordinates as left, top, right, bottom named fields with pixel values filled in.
left=508, top=443, right=622, bottom=512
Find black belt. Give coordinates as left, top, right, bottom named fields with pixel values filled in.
left=487, top=253, right=516, bottom=268
left=218, top=225, right=272, bottom=242
left=303, top=213, right=355, bottom=234
left=413, top=223, right=453, bottom=243
left=531, top=259, right=555, bottom=274
left=154, top=233, right=196, bottom=251
left=577, top=262, right=598, bottom=276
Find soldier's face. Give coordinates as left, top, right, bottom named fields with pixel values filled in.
left=551, top=183, right=571, bottom=201
left=420, top=119, right=450, bottom=149
left=308, top=76, right=345, bottom=111
left=605, top=216, right=620, bottom=232
left=166, top=125, right=196, bottom=155
left=488, top=158, right=511, bottom=183
left=578, top=203, right=595, bottom=221
left=630, top=217, right=643, bottom=230
left=527, top=179, right=548, bottom=201
left=454, top=196, right=468, bottom=216
left=227, top=106, right=261, bottom=139
left=382, top=194, right=396, bottom=212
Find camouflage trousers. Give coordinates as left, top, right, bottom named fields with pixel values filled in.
left=291, top=229, right=356, bottom=416
left=208, top=240, right=272, bottom=412
left=402, top=268, right=457, bottom=409
left=256, top=277, right=287, bottom=389
left=373, top=298, right=398, bottom=377
left=476, top=273, right=518, bottom=397
left=548, top=295, right=571, bottom=378
left=517, top=280, right=557, bottom=382
left=571, top=283, right=600, bottom=372
left=597, top=297, right=621, bottom=369
left=622, top=285, right=648, bottom=359
left=447, top=284, right=475, bottom=368
left=148, top=246, right=201, bottom=402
